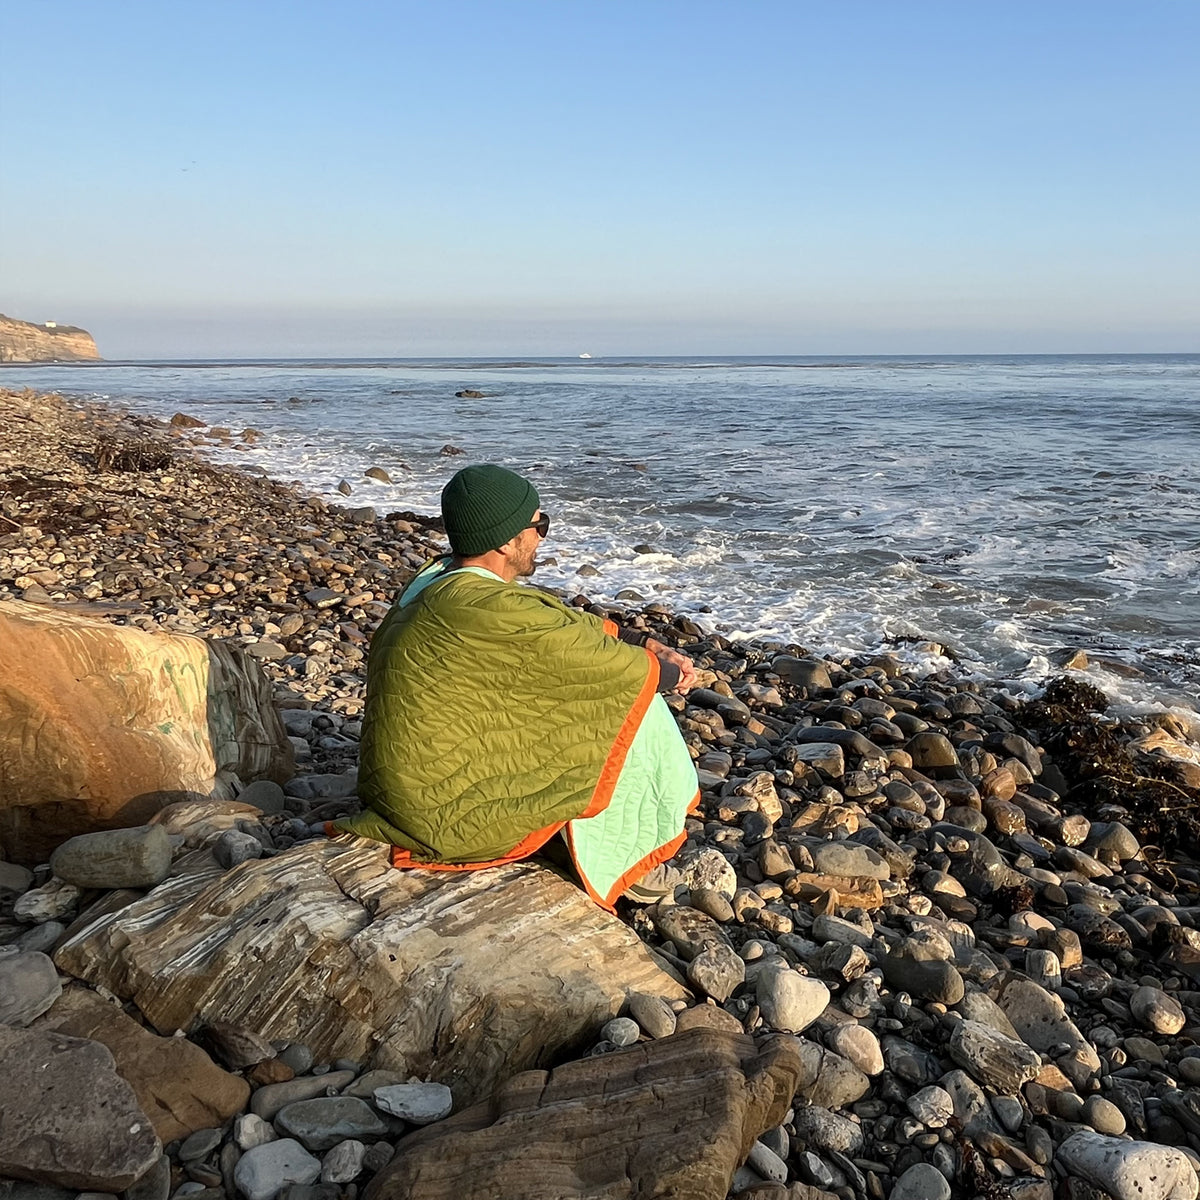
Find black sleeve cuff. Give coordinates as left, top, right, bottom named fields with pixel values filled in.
left=616, top=626, right=650, bottom=647
left=655, top=660, right=681, bottom=692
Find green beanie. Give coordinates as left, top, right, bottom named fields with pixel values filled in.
left=441, top=464, right=540, bottom=555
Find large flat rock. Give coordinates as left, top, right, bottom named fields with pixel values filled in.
left=366, top=1028, right=803, bottom=1200
left=34, top=985, right=250, bottom=1143
left=0, top=600, right=293, bottom=862
left=0, top=1025, right=161, bottom=1191
left=54, top=837, right=688, bottom=1105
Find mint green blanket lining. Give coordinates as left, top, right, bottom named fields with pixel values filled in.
left=567, top=693, right=697, bottom=902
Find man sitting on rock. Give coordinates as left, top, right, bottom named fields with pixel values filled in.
left=329, top=464, right=699, bottom=909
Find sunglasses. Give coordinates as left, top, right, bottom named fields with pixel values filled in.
left=526, top=513, right=551, bottom=539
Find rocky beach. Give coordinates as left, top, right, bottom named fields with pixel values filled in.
left=5, top=384, right=1200, bottom=1200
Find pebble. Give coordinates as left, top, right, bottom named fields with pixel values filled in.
left=373, top=1082, right=453, bottom=1124
left=1083, top=1094, right=1127, bottom=1136
left=889, top=1162, right=951, bottom=1200
left=686, top=942, right=745, bottom=1002
left=319, top=1139, right=365, bottom=1184
left=250, top=1070, right=358, bottom=1121
left=0, top=950, right=62, bottom=1026
left=601, top=1017, right=641, bottom=1047
left=274, top=1097, right=388, bottom=1152
left=235, top=1113, right=278, bottom=1150
left=755, top=967, right=830, bottom=1034
left=13, top=879, right=83, bottom=923
left=232, top=1139, right=321, bottom=1200
left=790, top=1105, right=864, bottom=1156
left=213, top=830, right=265, bottom=870
left=828, top=1023, right=884, bottom=1076
left=905, top=1085, right=953, bottom=1129
left=628, top=993, right=676, bottom=1039
left=1130, top=984, right=1186, bottom=1035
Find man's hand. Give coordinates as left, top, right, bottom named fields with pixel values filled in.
left=646, top=638, right=698, bottom=692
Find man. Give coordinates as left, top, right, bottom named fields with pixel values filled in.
left=330, top=464, right=700, bottom=910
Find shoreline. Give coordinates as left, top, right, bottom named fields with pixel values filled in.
left=11, top=384, right=1200, bottom=1193
left=3, top=384, right=1200, bottom=846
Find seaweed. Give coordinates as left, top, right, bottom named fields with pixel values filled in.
left=92, top=434, right=174, bottom=473
left=1019, top=675, right=1200, bottom=856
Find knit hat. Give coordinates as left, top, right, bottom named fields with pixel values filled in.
left=441, top=464, right=540, bottom=555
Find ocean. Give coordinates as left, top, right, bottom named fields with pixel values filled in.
left=6, top=354, right=1199, bottom=717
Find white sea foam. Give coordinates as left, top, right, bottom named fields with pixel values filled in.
left=9, top=355, right=1199, bottom=716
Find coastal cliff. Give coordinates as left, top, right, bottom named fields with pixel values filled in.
left=0, top=313, right=101, bottom=362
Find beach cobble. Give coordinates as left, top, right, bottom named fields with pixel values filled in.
left=6, top=387, right=1200, bottom=1199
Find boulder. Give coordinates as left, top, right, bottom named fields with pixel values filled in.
left=54, top=838, right=687, bottom=1106
left=49, top=825, right=173, bottom=889
left=0, top=1025, right=161, bottom=1190
left=0, top=601, right=293, bottom=862
left=364, top=1029, right=801, bottom=1200
left=34, top=985, right=249, bottom=1143
left=1057, top=1131, right=1199, bottom=1200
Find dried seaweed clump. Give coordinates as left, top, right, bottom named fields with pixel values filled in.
left=93, top=435, right=173, bottom=473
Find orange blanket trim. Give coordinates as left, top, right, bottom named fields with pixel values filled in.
left=573, top=788, right=701, bottom=914
left=576, top=647, right=660, bottom=820
left=386, top=819, right=566, bottom=872
left=602, top=618, right=620, bottom=637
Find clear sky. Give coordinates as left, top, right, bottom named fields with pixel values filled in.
left=1, top=0, right=1197, bottom=358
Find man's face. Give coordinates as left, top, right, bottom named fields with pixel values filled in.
left=503, top=507, right=545, bottom=579
left=509, top=514, right=541, bottom=578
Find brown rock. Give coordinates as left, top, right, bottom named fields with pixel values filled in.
left=247, top=1057, right=296, bottom=1086
left=54, top=840, right=686, bottom=1107
left=34, top=986, right=249, bottom=1143
left=675, top=1004, right=745, bottom=1035
left=782, top=873, right=885, bottom=910
left=0, top=601, right=293, bottom=862
left=0, top=1025, right=161, bottom=1190
left=365, top=1029, right=801, bottom=1200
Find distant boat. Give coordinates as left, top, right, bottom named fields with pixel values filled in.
left=578, top=352, right=592, bottom=359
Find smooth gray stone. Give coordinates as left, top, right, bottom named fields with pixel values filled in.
left=238, top=781, right=287, bottom=815
left=0, top=862, right=34, bottom=894
left=0, top=950, right=61, bottom=1026
left=274, top=1097, right=387, bottom=1153
left=372, top=1082, right=453, bottom=1124
left=250, top=1070, right=357, bottom=1121
left=890, top=1163, right=951, bottom=1200
left=16, top=920, right=65, bottom=955
left=233, top=1140, right=321, bottom=1200
left=319, top=1139, right=366, bottom=1185
left=601, top=1017, right=641, bottom=1047
left=790, top=1105, right=864, bottom=1155
left=755, top=966, right=830, bottom=1034
left=178, top=1128, right=223, bottom=1162
left=213, top=830, right=264, bottom=870
left=49, top=825, right=172, bottom=889
left=276, top=1043, right=314, bottom=1075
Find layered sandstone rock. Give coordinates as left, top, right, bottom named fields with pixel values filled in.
left=0, top=600, right=293, bottom=861
left=54, top=838, right=689, bottom=1105
left=365, top=1028, right=802, bottom=1200
left=0, top=313, right=101, bottom=362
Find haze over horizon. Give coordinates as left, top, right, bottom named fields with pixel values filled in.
left=1, top=1, right=1197, bottom=359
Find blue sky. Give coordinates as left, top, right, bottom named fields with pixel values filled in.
left=1, top=1, right=1197, bottom=357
